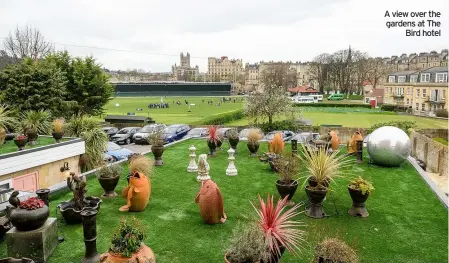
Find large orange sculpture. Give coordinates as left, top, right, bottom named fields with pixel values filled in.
left=119, top=171, right=151, bottom=212
left=268, top=133, right=285, bottom=155
left=347, top=130, right=363, bottom=154
left=329, top=130, right=340, bottom=151
left=195, top=180, right=227, bottom=224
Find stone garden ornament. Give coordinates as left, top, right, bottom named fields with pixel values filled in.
left=226, top=148, right=237, bottom=176
left=187, top=145, right=198, bottom=173
left=197, top=154, right=211, bottom=182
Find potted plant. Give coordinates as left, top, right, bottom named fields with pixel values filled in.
left=299, top=144, right=352, bottom=219
left=13, top=135, right=28, bottom=150
left=148, top=131, right=165, bottom=166
left=348, top=176, right=374, bottom=217
left=314, top=238, right=359, bottom=263
left=227, top=129, right=240, bottom=153
left=99, top=217, right=156, bottom=263
left=251, top=194, right=305, bottom=263
left=8, top=194, right=49, bottom=231
left=247, top=129, right=263, bottom=157
left=0, top=105, right=16, bottom=145
left=59, top=172, right=102, bottom=224
left=97, top=164, right=123, bottom=198
left=52, top=118, right=65, bottom=143
left=207, top=126, right=221, bottom=157
left=224, top=223, right=269, bottom=263
left=18, top=110, right=51, bottom=145
left=274, top=154, right=300, bottom=206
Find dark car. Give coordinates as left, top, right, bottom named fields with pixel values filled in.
left=104, top=142, right=135, bottom=161
left=263, top=130, right=295, bottom=141
left=186, top=127, right=209, bottom=138
left=103, top=127, right=119, bottom=139
left=133, top=124, right=166, bottom=145
left=163, top=124, right=190, bottom=144
left=110, top=127, right=141, bottom=144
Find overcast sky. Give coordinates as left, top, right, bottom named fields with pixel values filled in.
left=0, top=0, right=447, bottom=72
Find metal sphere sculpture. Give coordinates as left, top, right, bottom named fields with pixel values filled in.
left=366, top=126, right=411, bottom=167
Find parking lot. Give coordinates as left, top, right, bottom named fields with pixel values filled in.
left=122, top=143, right=152, bottom=154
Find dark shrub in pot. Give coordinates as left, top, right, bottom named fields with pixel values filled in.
left=18, top=110, right=51, bottom=146
left=273, top=154, right=300, bottom=206
left=224, top=223, right=269, bottom=263
left=247, top=129, right=263, bottom=157
left=97, top=164, right=123, bottom=198
left=314, top=238, right=359, bottom=263
left=206, top=126, right=221, bottom=157
left=148, top=131, right=165, bottom=166
left=227, top=129, right=240, bottom=153
left=347, top=176, right=374, bottom=217
left=13, top=135, right=28, bottom=151
left=51, top=118, right=65, bottom=143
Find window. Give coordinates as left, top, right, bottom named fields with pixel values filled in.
left=406, top=98, right=410, bottom=105
left=416, top=89, right=420, bottom=98
left=388, top=76, right=395, bottom=83
left=410, top=75, right=418, bottom=83
left=420, top=73, right=430, bottom=82
left=398, top=76, right=406, bottom=83
left=422, top=89, right=426, bottom=98
left=421, top=103, right=425, bottom=111
left=443, top=90, right=446, bottom=99
left=433, top=104, right=437, bottom=111
left=407, top=88, right=411, bottom=95
left=415, top=103, right=419, bottom=110
left=436, top=73, right=448, bottom=82
left=385, top=87, right=389, bottom=93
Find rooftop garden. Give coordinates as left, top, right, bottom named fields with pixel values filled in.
left=2, top=139, right=446, bottom=262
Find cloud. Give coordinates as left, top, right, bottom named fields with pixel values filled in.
left=0, top=0, right=446, bottom=72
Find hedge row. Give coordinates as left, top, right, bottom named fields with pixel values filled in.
left=193, top=109, right=245, bottom=125
left=365, top=120, right=417, bottom=135
left=294, top=103, right=372, bottom=108
left=380, top=104, right=409, bottom=112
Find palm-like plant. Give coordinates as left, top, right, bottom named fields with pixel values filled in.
left=251, top=194, right=306, bottom=260
left=80, top=127, right=108, bottom=172
left=299, top=144, right=353, bottom=188
left=207, top=126, right=221, bottom=144
left=0, top=105, right=16, bottom=144
left=66, top=115, right=100, bottom=137
left=18, top=110, right=52, bottom=134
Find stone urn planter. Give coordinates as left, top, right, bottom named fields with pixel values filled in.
left=99, top=244, right=156, bottom=263
left=307, top=177, right=330, bottom=188
left=0, top=258, right=35, bottom=263
left=13, top=137, right=27, bottom=151
left=52, top=132, right=64, bottom=143
left=224, top=253, right=260, bottom=263
left=276, top=180, right=298, bottom=205
left=9, top=196, right=50, bottom=231
left=25, top=131, right=38, bottom=145
left=36, top=188, right=50, bottom=206
left=305, top=186, right=328, bottom=219
left=59, top=197, right=102, bottom=224
left=151, top=145, right=164, bottom=166
left=228, top=138, right=239, bottom=152
left=348, top=186, right=370, bottom=217
left=98, top=176, right=120, bottom=198
left=247, top=142, right=259, bottom=157
left=216, top=139, right=223, bottom=150
left=207, top=140, right=217, bottom=157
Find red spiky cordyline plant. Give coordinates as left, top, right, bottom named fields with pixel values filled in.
left=251, top=194, right=306, bottom=260
left=207, top=125, right=221, bottom=144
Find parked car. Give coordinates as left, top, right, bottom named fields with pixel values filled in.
left=110, top=127, right=141, bottom=144
left=239, top=128, right=264, bottom=141
left=217, top=127, right=233, bottom=138
left=186, top=127, right=209, bottom=138
left=263, top=130, right=295, bottom=141
left=163, top=124, right=190, bottom=144
left=105, top=142, right=135, bottom=161
left=103, top=127, right=119, bottom=139
left=291, top=132, right=319, bottom=144
left=133, top=124, right=166, bottom=145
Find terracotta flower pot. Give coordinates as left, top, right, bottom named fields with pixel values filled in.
left=276, top=180, right=298, bottom=203
left=13, top=138, right=27, bottom=151
left=9, top=206, right=50, bottom=231
left=26, top=131, right=38, bottom=145
left=207, top=140, right=217, bottom=157
left=151, top=145, right=164, bottom=166
left=52, top=132, right=64, bottom=143
left=247, top=142, right=259, bottom=157
left=98, top=176, right=120, bottom=198
left=99, top=243, right=156, bottom=263
left=348, top=186, right=370, bottom=217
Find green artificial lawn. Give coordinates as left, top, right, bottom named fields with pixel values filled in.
left=2, top=140, right=446, bottom=263
left=102, top=96, right=244, bottom=124
left=433, top=137, right=448, bottom=146
left=0, top=136, right=63, bottom=155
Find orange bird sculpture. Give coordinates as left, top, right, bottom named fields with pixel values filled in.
left=195, top=180, right=227, bottom=224
left=119, top=171, right=151, bottom=212
left=268, top=133, right=285, bottom=155
left=347, top=130, right=363, bottom=154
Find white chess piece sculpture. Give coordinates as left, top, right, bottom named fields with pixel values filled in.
left=226, top=148, right=237, bottom=176
left=197, top=154, right=211, bottom=182
left=187, top=145, right=198, bottom=172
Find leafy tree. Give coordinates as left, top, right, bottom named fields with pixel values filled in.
left=0, top=58, right=67, bottom=115
left=45, top=51, right=114, bottom=116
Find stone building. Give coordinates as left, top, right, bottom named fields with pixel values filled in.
left=385, top=49, right=448, bottom=72
left=207, top=56, right=244, bottom=82
left=172, top=52, right=200, bottom=81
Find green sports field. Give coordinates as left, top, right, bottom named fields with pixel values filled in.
left=103, top=97, right=448, bottom=129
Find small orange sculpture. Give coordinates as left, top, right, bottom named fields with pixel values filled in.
left=347, top=130, right=363, bottom=154
left=195, top=180, right=226, bottom=224
left=329, top=130, right=340, bottom=151
left=119, top=171, right=151, bottom=212
left=268, top=133, right=285, bottom=155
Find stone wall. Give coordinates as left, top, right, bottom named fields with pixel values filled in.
left=410, top=130, right=448, bottom=176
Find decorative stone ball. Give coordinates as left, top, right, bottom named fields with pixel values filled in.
left=366, top=126, right=411, bottom=167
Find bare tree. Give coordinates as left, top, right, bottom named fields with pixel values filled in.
left=309, top=53, right=331, bottom=92
left=3, top=25, right=54, bottom=61
left=366, top=57, right=391, bottom=88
